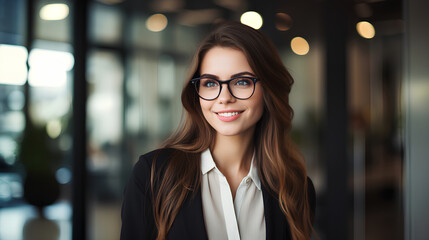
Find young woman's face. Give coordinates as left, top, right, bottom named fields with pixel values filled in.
left=199, top=46, right=264, bottom=137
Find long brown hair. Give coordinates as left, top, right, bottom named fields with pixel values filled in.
left=150, top=21, right=313, bottom=240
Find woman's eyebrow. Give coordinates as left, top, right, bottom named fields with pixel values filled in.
left=199, top=71, right=256, bottom=79
left=200, top=73, right=218, bottom=79
left=231, top=71, right=256, bottom=78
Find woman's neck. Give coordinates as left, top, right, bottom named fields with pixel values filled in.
left=211, top=129, right=255, bottom=176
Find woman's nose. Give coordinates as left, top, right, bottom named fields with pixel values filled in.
left=217, top=84, right=235, bottom=103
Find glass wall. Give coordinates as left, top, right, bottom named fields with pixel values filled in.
left=0, top=0, right=73, bottom=239
left=85, top=2, right=202, bottom=239
left=349, top=1, right=404, bottom=239
left=0, top=1, right=29, bottom=238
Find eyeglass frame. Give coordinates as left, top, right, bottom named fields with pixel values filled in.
left=190, top=76, right=260, bottom=101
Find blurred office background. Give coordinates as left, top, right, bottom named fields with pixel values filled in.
left=0, top=0, right=428, bottom=239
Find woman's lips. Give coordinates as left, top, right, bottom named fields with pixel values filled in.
left=215, top=111, right=244, bottom=122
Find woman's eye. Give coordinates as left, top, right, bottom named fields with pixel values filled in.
left=201, top=79, right=218, bottom=88
left=234, top=78, right=251, bottom=86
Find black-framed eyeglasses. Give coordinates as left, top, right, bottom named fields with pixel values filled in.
left=190, top=76, right=259, bottom=101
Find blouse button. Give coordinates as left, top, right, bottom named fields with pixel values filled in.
left=246, top=178, right=251, bottom=184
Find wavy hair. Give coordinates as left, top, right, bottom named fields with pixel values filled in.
left=150, top=21, right=313, bottom=240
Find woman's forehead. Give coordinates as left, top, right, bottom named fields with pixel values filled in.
left=199, top=47, right=254, bottom=77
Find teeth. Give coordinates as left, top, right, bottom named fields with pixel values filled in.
left=218, top=112, right=240, bottom=117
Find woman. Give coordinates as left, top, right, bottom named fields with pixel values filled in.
left=121, top=21, right=316, bottom=240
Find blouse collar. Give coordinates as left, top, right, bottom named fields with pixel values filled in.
left=200, top=148, right=261, bottom=190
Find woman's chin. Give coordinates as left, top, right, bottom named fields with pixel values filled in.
left=214, top=127, right=255, bottom=138
left=213, top=128, right=241, bottom=137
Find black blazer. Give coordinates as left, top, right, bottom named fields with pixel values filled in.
left=121, top=148, right=316, bottom=240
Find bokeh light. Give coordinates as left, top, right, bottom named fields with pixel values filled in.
left=56, top=168, right=72, bottom=184
left=28, top=49, right=74, bottom=87
left=275, top=13, right=293, bottom=31
left=0, top=136, right=18, bottom=165
left=7, top=90, right=25, bottom=111
left=46, top=120, right=62, bottom=139
left=146, top=14, right=168, bottom=32
left=356, top=21, right=375, bottom=39
left=240, top=11, right=263, bottom=29
left=0, top=44, right=28, bottom=85
left=40, top=3, right=69, bottom=21
left=291, top=37, right=310, bottom=55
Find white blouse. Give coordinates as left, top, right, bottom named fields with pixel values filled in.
left=200, top=149, right=266, bottom=240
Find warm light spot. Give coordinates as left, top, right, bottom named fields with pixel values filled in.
left=291, top=37, right=310, bottom=55
left=28, top=49, right=74, bottom=87
left=40, top=3, right=69, bottom=21
left=240, top=11, right=263, bottom=29
left=356, top=21, right=375, bottom=39
left=275, top=13, right=293, bottom=31
left=146, top=14, right=168, bottom=32
left=0, top=44, right=28, bottom=85
left=47, top=119, right=62, bottom=139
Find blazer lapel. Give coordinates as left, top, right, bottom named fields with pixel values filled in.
left=169, top=187, right=208, bottom=240
left=262, top=185, right=292, bottom=240
left=184, top=188, right=208, bottom=239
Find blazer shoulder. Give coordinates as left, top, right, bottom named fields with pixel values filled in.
left=136, top=148, right=176, bottom=169
left=122, top=148, right=176, bottom=240
left=131, top=148, right=176, bottom=186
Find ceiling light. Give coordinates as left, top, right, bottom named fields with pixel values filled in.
left=275, top=13, right=293, bottom=31
left=291, top=37, right=310, bottom=56
left=240, top=11, right=263, bottom=30
left=356, top=21, right=375, bottom=39
left=146, top=14, right=168, bottom=32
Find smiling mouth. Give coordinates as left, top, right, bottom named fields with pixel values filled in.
left=216, top=111, right=243, bottom=117
left=214, top=111, right=245, bottom=122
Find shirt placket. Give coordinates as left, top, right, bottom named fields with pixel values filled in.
left=216, top=169, right=241, bottom=240
left=234, top=177, right=251, bottom=217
